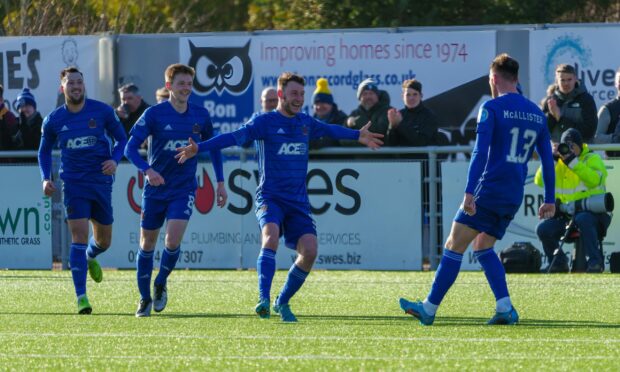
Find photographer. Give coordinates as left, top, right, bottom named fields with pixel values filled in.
left=535, top=128, right=611, bottom=273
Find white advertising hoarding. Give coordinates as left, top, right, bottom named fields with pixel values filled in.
left=441, top=160, right=620, bottom=271
left=0, top=36, right=100, bottom=117
left=179, top=31, right=496, bottom=144
left=0, top=166, right=52, bottom=269
left=530, top=28, right=619, bottom=108
left=102, top=161, right=423, bottom=270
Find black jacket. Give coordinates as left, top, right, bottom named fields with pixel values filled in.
left=311, top=103, right=348, bottom=149
left=386, top=103, right=439, bottom=147
left=344, top=90, right=390, bottom=146
left=542, top=82, right=597, bottom=142
left=14, top=111, right=43, bottom=150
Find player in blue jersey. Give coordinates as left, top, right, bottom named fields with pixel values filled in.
left=175, top=72, right=383, bottom=322
left=124, top=63, right=227, bottom=317
left=38, top=67, right=127, bottom=314
left=399, top=54, right=557, bottom=325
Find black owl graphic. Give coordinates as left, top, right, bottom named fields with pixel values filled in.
left=188, top=40, right=253, bottom=95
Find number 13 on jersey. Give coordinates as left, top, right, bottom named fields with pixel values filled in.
left=507, top=127, right=537, bottom=164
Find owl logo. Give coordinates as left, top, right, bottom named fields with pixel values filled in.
left=188, top=40, right=253, bottom=96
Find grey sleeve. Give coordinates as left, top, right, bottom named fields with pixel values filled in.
left=594, top=106, right=612, bottom=143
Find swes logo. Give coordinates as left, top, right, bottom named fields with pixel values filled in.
left=126, top=167, right=361, bottom=216
left=66, top=136, right=97, bottom=149
left=164, top=140, right=189, bottom=151
left=278, top=143, right=307, bottom=156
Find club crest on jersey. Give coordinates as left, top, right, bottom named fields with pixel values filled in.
left=88, top=119, right=97, bottom=128
left=301, top=125, right=308, bottom=136
left=193, top=124, right=201, bottom=134
left=277, top=142, right=307, bottom=156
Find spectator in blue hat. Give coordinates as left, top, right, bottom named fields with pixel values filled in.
left=14, top=88, right=42, bottom=150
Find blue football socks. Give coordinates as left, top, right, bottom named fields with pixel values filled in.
left=86, top=236, right=106, bottom=260
left=136, top=249, right=154, bottom=300
left=276, top=264, right=309, bottom=305
left=69, top=243, right=88, bottom=297
left=154, top=246, right=180, bottom=287
left=475, top=247, right=512, bottom=313
left=257, top=248, right=276, bottom=301
left=426, top=249, right=463, bottom=313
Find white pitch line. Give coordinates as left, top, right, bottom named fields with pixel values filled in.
left=0, top=332, right=619, bottom=344
left=0, top=353, right=618, bottom=362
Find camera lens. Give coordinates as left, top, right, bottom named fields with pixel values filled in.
left=558, top=143, right=570, bottom=156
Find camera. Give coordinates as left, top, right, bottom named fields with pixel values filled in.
left=559, top=192, right=615, bottom=215
left=558, top=142, right=572, bottom=156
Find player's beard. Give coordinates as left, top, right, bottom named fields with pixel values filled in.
left=66, top=92, right=85, bottom=105
left=281, top=96, right=299, bottom=117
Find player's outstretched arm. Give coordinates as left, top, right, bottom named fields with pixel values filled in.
left=358, top=122, right=384, bottom=149
left=176, top=133, right=238, bottom=164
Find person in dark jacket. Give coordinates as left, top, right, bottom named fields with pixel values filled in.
left=594, top=67, right=620, bottom=157
left=541, top=64, right=597, bottom=142
left=344, top=78, right=390, bottom=146
left=386, top=79, right=439, bottom=151
left=0, top=84, right=18, bottom=150
left=310, top=78, right=347, bottom=149
left=13, top=88, right=43, bottom=151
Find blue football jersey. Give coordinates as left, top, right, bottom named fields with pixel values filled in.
left=130, top=101, right=218, bottom=200
left=467, top=93, right=551, bottom=207
left=231, top=111, right=339, bottom=204
left=40, top=99, right=125, bottom=185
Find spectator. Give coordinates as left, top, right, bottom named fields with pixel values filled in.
left=260, top=86, right=278, bottom=113
left=13, top=88, right=43, bottom=150
left=310, top=78, right=347, bottom=149
left=594, top=67, right=620, bottom=157
left=344, top=78, right=390, bottom=146
left=386, top=79, right=439, bottom=153
left=535, top=128, right=611, bottom=273
left=155, top=87, right=169, bottom=103
left=0, top=84, right=18, bottom=150
left=541, top=64, right=597, bottom=142
left=116, top=83, right=150, bottom=136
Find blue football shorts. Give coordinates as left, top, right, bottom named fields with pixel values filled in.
left=63, top=182, right=113, bottom=225
left=141, top=192, right=195, bottom=230
left=255, top=198, right=316, bottom=249
left=454, top=201, right=518, bottom=240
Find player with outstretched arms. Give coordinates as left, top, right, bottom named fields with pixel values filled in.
left=175, top=72, right=383, bottom=322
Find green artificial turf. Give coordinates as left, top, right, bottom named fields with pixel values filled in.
left=0, top=270, right=618, bottom=370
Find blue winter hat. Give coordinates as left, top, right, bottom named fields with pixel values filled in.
left=16, top=88, right=36, bottom=110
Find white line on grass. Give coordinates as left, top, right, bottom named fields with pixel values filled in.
left=0, top=332, right=619, bottom=344
left=0, top=353, right=618, bottom=361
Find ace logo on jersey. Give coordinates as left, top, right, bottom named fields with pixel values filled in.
left=277, top=142, right=307, bottom=156
left=163, top=140, right=189, bottom=151
left=66, top=136, right=97, bottom=149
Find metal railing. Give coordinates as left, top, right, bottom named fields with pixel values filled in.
left=3, top=143, right=620, bottom=269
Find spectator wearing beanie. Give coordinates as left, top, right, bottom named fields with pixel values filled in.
left=386, top=79, right=440, bottom=155
left=345, top=78, right=390, bottom=146
left=14, top=88, right=42, bottom=151
left=311, top=78, right=347, bottom=149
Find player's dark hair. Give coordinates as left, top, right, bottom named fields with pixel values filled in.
left=402, top=79, right=422, bottom=93
left=555, top=64, right=576, bottom=75
left=165, top=63, right=195, bottom=83
left=490, top=53, right=519, bottom=82
left=278, top=72, right=305, bottom=91
left=60, top=66, right=83, bottom=80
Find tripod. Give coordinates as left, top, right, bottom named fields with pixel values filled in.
left=547, top=217, right=576, bottom=274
